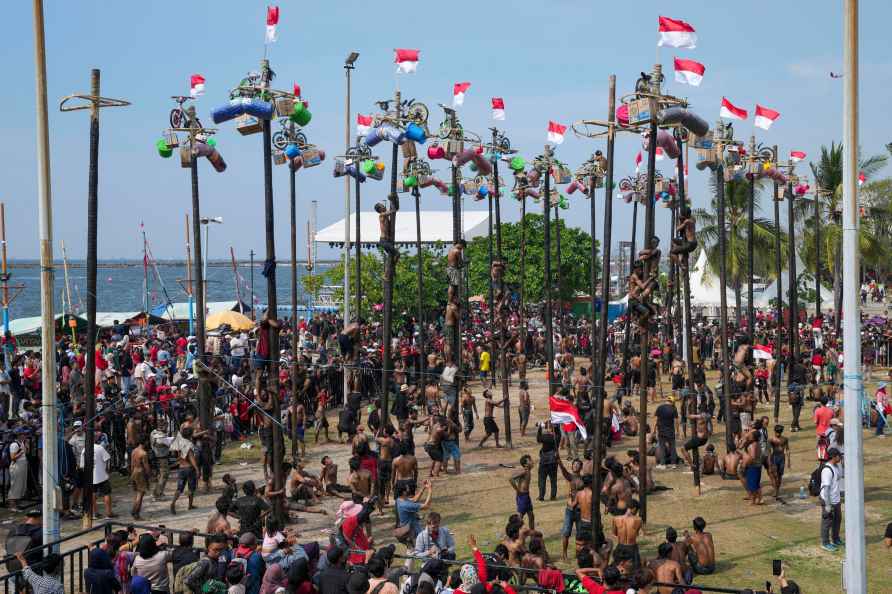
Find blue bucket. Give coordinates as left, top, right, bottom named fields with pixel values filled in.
left=404, top=122, right=426, bottom=144
left=284, top=144, right=301, bottom=159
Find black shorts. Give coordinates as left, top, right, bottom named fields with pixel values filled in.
left=260, top=426, right=273, bottom=453
left=94, top=480, right=111, bottom=497
left=483, top=417, right=498, bottom=435
left=377, top=460, right=392, bottom=482
left=425, top=443, right=444, bottom=462
left=684, top=435, right=708, bottom=451
left=395, top=479, right=416, bottom=497
left=338, top=334, right=354, bottom=356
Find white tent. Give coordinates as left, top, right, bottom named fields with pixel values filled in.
left=688, top=250, right=737, bottom=307
left=316, top=210, right=489, bottom=246
left=754, top=275, right=835, bottom=311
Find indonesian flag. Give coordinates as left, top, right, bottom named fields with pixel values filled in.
left=452, top=82, right=471, bottom=107
left=720, top=97, right=748, bottom=120
left=859, top=171, right=866, bottom=187
left=674, top=58, right=705, bottom=86
left=549, top=396, right=587, bottom=439
left=293, top=83, right=301, bottom=98
left=790, top=150, right=806, bottom=163
left=658, top=16, right=697, bottom=49
left=492, top=97, right=505, bottom=121
left=655, top=147, right=665, bottom=161
left=754, top=104, right=780, bottom=130
left=547, top=121, right=567, bottom=145
left=190, top=74, right=205, bottom=98
left=395, top=49, right=419, bottom=74
left=753, top=344, right=774, bottom=361
left=635, top=151, right=642, bottom=173
left=265, top=6, right=279, bottom=43
left=356, top=114, right=373, bottom=137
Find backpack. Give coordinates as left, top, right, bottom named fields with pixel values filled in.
left=808, top=463, right=832, bottom=497
left=174, top=560, right=201, bottom=594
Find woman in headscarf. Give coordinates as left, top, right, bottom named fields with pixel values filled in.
left=131, top=534, right=172, bottom=594
left=454, top=564, right=478, bottom=594
left=86, top=547, right=121, bottom=594
left=286, top=559, right=314, bottom=594
left=258, top=564, right=288, bottom=594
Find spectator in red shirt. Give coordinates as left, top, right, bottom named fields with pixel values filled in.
left=339, top=502, right=374, bottom=565
left=576, top=567, right=626, bottom=594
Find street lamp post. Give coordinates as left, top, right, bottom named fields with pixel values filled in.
left=344, top=52, right=358, bottom=407
left=201, top=216, right=224, bottom=317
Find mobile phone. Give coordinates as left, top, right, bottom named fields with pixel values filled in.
left=772, top=559, right=782, bottom=576
left=766, top=581, right=773, bottom=592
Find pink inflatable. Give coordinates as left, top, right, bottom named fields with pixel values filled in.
left=419, top=176, right=449, bottom=195
left=566, top=179, right=588, bottom=195
left=643, top=129, right=680, bottom=160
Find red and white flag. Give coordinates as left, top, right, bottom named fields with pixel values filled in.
left=452, top=82, right=471, bottom=107
left=658, top=16, right=697, bottom=49
left=549, top=396, right=587, bottom=439
left=674, top=58, right=705, bottom=86
left=859, top=171, right=866, bottom=187
left=356, top=114, right=373, bottom=137
left=265, top=6, right=279, bottom=43
left=790, top=150, right=806, bottom=163
left=491, top=97, right=505, bottom=121
left=293, top=83, right=301, bottom=98
left=635, top=151, right=642, bottom=173
left=753, top=344, right=774, bottom=360
left=394, top=49, right=419, bottom=74
left=754, top=104, right=780, bottom=130
left=720, top=97, right=748, bottom=120
left=655, top=147, right=665, bottom=161
left=547, top=121, right=567, bottom=145
left=190, top=74, right=205, bottom=98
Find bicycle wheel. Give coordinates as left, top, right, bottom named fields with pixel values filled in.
left=272, top=131, right=288, bottom=150
left=170, top=108, right=184, bottom=129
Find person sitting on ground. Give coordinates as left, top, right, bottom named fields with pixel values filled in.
left=717, top=442, right=741, bottom=480
left=683, top=516, right=715, bottom=576
left=647, top=542, right=685, bottom=593
left=700, top=444, right=717, bottom=476
left=414, top=511, right=456, bottom=561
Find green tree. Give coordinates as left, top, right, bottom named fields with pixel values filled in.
left=464, top=213, right=599, bottom=304
left=695, top=178, right=788, bottom=320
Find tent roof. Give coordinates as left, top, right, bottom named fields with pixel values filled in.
left=316, top=210, right=489, bottom=246
left=95, top=312, right=143, bottom=328
left=689, top=250, right=737, bottom=307
left=151, top=301, right=244, bottom=321
left=9, top=313, right=85, bottom=336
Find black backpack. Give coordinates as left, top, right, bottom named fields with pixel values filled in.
left=808, top=463, right=832, bottom=497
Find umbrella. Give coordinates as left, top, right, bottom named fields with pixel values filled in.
left=206, top=310, right=254, bottom=331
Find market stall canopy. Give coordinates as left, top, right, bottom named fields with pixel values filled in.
left=206, top=310, right=254, bottom=331
left=151, top=300, right=248, bottom=321
left=316, top=210, right=489, bottom=247
left=9, top=313, right=86, bottom=337
left=689, top=250, right=738, bottom=307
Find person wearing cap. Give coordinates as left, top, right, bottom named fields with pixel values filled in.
left=67, top=420, right=87, bottom=511
left=819, top=447, right=844, bottom=552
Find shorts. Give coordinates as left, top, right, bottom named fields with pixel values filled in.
left=395, top=479, right=417, bottom=497
left=684, top=435, right=708, bottom=451
left=425, top=443, right=444, bottom=462
left=519, top=406, right=531, bottom=426
left=516, top=492, right=533, bottom=515
left=483, top=417, right=498, bottom=435
left=94, top=480, right=112, bottom=497
left=252, top=353, right=269, bottom=370
left=672, top=375, right=684, bottom=390
left=295, top=426, right=305, bottom=442
left=560, top=507, right=579, bottom=538
left=729, top=415, right=742, bottom=436
left=576, top=519, right=593, bottom=544
left=177, top=467, right=198, bottom=494
left=338, top=334, right=354, bottom=356
left=770, top=452, right=785, bottom=477
left=687, top=549, right=715, bottom=575
left=442, top=440, right=460, bottom=462
left=444, top=385, right=458, bottom=408
left=131, top=470, right=149, bottom=493
left=260, top=427, right=273, bottom=453
left=744, top=464, right=762, bottom=493
left=377, top=460, right=392, bottom=483
left=614, top=543, right=641, bottom=570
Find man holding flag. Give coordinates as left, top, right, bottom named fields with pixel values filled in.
left=550, top=388, right=587, bottom=460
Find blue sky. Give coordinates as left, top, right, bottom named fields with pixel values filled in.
left=2, top=0, right=889, bottom=260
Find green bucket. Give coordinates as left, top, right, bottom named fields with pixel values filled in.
left=361, top=159, right=376, bottom=175
left=290, top=102, right=312, bottom=126
left=510, top=156, right=525, bottom=172
left=157, top=138, right=173, bottom=158
left=404, top=175, right=418, bottom=188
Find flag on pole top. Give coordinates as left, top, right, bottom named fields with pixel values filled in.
left=658, top=16, right=697, bottom=49
left=293, top=83, right=301, bottom=98
left=395, top=49, right=420, bottom=74
left=547, top=121, right=567, bottom=145
left=491, top=97, right=505, bottom=121
left=265, top=6, right=279, bottom=43
left=673, top=58, right=705, bottom=86
left=790, top=150, right=806, bottom=163
left=190, top=74, right=205, bottom=98
left=452, top=82, right=471, bottom=107
left=858, top=171, right=866, bottom=186
left=720, top=97, right=748, bottom=120
left=753, top=104, right=780, bottom=130
left=356, top=114, right=373, bottom=137
left=635, top=151, right=642, bottom=173
left=655, top=147, right=665, bottom=161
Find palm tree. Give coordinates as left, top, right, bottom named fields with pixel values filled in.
left=797, top=143, right=888, bottom=326
left=695, top=177, right=788, bottom=326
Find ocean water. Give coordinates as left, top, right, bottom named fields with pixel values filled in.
left=5, top=260, right=336, bottom=320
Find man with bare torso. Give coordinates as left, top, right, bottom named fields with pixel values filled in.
left=612, top=500, right=642, bottom=570
left=558, top=458, right=584, bottom=561
left=376, top=426, right=396, bottom=504
left=518, top=381, right=531, bottom=436
left=348, top=457, right=372, bottom=500
left=130, top=439, right=151, bottom=520
left=460, top=387, right=478, bottom=440
left=321, top=455, right=351, bottom=497
left=740, top=423, right=764, bottom=505
left=574, top=475, right=594, bottom=552
left=670, top=206, right=697, bottom=268
left=375, top=202, right=399, bottom=260
left=510, top=455, right=535, bottom=529
left=718, top=442, right=741, bottom=480
left=169, top=426, right=199, bottom=515
left=684, top=516, right=716, bottom=575
left=478, top=390, right=507, bottom=448
left=446, top=240, right=466, bottom=302
left=767, top=424, right=790, bottom=498
left=515, top=345, right=527, bottom=382
left=649, top=543, right=686, bottom=594
left=424, top=417, right=446, bottom=478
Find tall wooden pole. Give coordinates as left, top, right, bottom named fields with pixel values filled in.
left=413, top=185, right=425, bottom=375
left=772, top=155, right=783, bottom=422
left=717, top=160, right=733, bottom=452
left=380, top=91, right=400, bottom=428
left=290, top=165, right=300, bottom=464
left=543, top=149, right=556, bottom=393
left=747, top=137, right=756, bottom=341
